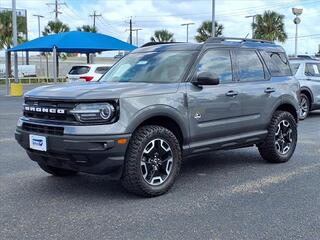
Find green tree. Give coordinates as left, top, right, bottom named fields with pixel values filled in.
left=253, top=11, right=287, bottom=43
left=195, top=21, right=224, bottom=43
left=150, top=29, right=174, bottom=42
left=77, top=25, right=97, bottom=33
left=42, top=20, right=70, bottom=77
left=0, top=10, right=27, bottom=76
left=42, top=20, right=70, bottom=35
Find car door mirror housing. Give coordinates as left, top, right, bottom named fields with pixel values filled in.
left=193, top=72, right=220, bottom=86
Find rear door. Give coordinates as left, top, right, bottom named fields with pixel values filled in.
left=187, top=48, right=244, bottom=146
left=305, top=62, right=320, bottom=106
left=233, top=49, right=281, bottom=132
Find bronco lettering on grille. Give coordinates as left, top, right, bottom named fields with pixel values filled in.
left=24, top=105, right=66, bottom=114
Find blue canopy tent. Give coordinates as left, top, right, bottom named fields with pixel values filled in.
left=6, top=31, right=136, bottom=94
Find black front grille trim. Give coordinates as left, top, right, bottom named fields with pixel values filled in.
left=22, top=123, right=64, bottom=136
left=23, top=99, right=76, bottom=122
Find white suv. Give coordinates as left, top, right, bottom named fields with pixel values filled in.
left=67, top=64, right=113, bottom=82
left=290, top=58, right=320, bottom=119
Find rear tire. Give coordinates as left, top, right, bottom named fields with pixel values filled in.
left=38, top=162, right=78, bottom=176
left=299, top=93, right=310, bottom=120
left=121, top=125, right=182, bottom=197
left=258, top=111, right=297, bottom=163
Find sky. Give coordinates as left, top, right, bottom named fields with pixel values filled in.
left=0, top=0, right=320, bottom=56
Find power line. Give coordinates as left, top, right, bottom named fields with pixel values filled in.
left=46, top=0, right=66, bottom=21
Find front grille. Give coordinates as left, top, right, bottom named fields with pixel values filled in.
left=22, top=123, right=64, bottom=136
left=23, top=99, right=77, bottom=122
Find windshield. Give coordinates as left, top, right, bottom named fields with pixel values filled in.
left=291, top=63, right=300, bottom=75
left=100, top=51, right=195, bottom=83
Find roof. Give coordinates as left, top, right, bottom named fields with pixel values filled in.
left=9, top=31, right=136, bottom=53
left=133, top=37, right=284, bottom=53
left=290, top=58, right=320, bottom=63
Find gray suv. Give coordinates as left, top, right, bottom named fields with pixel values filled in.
left=290, top=58, right=320, bottom=120
left=15, top=38, right=300, bottom=197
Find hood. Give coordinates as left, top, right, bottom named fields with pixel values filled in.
left=25, top=82, right=179, bottom=100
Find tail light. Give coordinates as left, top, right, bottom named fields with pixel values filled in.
left=80, top=76, right=94, bottom=82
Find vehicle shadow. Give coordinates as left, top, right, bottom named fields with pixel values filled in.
left=307, top=110, right=320, bottom=118
left=22, top=148, right=264, bottom=199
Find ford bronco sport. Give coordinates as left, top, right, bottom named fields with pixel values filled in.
left=15, top=38, right=300, bottom=197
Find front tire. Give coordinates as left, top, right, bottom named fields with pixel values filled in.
left=121, top=125, right=182, bottom=197
left=299, top=93, right=310, bottom=120
left=258, top=111, right=297, bottom=163
left=38, top=162, right=78, bottom=176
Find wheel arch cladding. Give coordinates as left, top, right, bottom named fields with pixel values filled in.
left=126, top=106, right=187, bottom=146
left=275, top=103, right=298, bottom=122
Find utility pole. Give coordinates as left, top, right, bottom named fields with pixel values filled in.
left=33, top=14, right=44, bottom=76
left=181, top=22, right=194, bottom=42
left=132, top=28, right=142, bottom=46
left=47, top=0, right=66, bottom=21
left=129, top=17, right=133, bottom=44
left=211, top=0, right=215, bottom=37
left=245, top=14, right=258, bottom=38
left=89, top=11, right=101, bottom=28
left=12, top=0, right=18, bottom=84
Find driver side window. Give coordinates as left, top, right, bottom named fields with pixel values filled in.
left=196, top=49, right=233, bottom=83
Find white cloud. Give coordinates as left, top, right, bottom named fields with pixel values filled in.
left=1, top=0, right=320, bottom=55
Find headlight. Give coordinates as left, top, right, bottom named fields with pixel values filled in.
left=70, top=103, right=116, bottom=123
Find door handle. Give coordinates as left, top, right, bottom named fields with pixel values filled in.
left=225, top=90, right=238, bottom=97
left=264, top=87, right=276, bottom=94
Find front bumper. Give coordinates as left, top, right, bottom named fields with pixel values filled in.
left=15, top=127, right=131, bottom=177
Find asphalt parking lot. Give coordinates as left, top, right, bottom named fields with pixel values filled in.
left=0, top=87, right=320, bottom=240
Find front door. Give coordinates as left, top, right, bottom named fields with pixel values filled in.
left=187, top=48, right=243, bottom=147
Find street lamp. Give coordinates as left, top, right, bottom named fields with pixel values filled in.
left=292, top=8, right=303, bottom=57
left=181, top=23, right=194, bottom=42
left=245, top=14, right=258, bottom=38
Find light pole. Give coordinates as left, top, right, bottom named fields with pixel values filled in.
left=33, top=14, right=44, bottom=76
left=181, top=22, right=194, bottom=42
left=132, top=28, right=142, bottom=47
left=245, top=14, right=258, bottom=38
left=12, top=0, right=18, bottom=84
left=292, top=8, right=303, bottom=57
left=211, top=0, right=215, bottom=37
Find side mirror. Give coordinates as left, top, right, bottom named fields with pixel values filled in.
left=193, top=72, right=220, bottom=86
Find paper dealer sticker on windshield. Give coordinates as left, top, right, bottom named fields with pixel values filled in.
left=137, top=61, right=148, bottom=65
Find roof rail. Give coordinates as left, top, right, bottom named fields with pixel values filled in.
left=206, top=37, right=274, bottom=44
left=140, top=42, right=180, bottom=48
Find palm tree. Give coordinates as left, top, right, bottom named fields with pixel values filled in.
left=42, top=20, right=70, bottom=35
left=76, top=25, right=98, bottom=63
left=252, top=11, right=287, bottom=43
left=195, top=21, right=224, bottom=43
left=42, top=20, right=70, bottom=77
left=150, top=30, right=174, bottom=42
left=77, top=25, right=97, bottom=33
left=0, top=10, right=27, bottom=76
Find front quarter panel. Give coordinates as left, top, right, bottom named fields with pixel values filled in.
left=119, top=84, right=189, bottom=142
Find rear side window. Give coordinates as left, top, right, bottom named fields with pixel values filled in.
left=69, top=66, right=90, bottom=75
left=95, top=67, right=111, bottom=74
left=305, top=63, right=320, bottom=77
left=291, top=63, right=300, bottom=75
left=265, top=52, right=292, bottom=76
left=196, top=49, right=233, bottom=83
left=237, top=50, right=265, bottom=82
